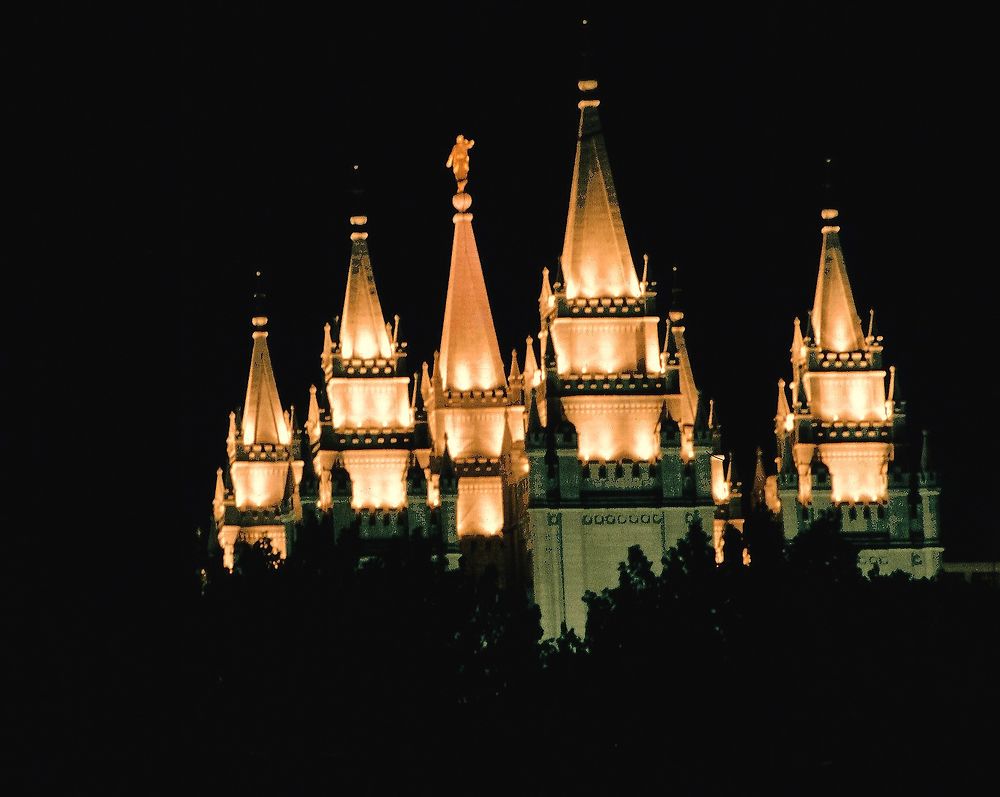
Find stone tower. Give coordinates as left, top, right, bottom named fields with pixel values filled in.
left=772, top=207, right=942, bottom=576
left=423, top=147, right=530, bottom=583
left=212, top=281, right=305, bottom=569
left=306, top=203, right=431, bottom=541
left=527, top=76, right=739, bottom=637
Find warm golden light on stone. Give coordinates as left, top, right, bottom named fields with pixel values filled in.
left=564, top=397, right=662, bottom=462
left=820, top=442, right=891, bottom=504
left=343, top=450, right=408, bottom=510
left=457, top=477, right=504, bottom=537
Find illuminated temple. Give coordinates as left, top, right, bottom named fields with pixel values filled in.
left=769, top=207, right=942, bottom=576
left=208, top=77, right=943, bottom=632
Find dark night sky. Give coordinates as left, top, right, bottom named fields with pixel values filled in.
left=31, top=4, right=997, bottom=573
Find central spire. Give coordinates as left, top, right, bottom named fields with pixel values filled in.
left=559, top=41, right=640, bottom=301
left=438, top=136, right=507, bottom=393
left=812, top=207, right=865, bottom=352
left=339, top=166, right=392, bottom=360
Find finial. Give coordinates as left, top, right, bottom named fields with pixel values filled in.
left=446, top=134, right=475, bottom=194
left=641, top=253, right=649, bottom=287
left=349, top=163, right=369, bottom=237
left=577, top=17, right=599, bottom=104
left=888, top=365, right=896, bottom=402
left=820, top=158, right=841, bottom=232
left=251, top=269, right=268, bottom=329
left=392, top=314, right=400, bottom=346
left=668, top=264, right=684, bottom=322
left=708, top=398, right=715, bottom=428
left=867, top=308, right=875, bottom=339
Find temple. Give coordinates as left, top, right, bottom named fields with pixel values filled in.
left=212, top=279, right=305, bottom=569
left=207, top=72, right=951, bottom=626
left=770, top=207, right=942, bottom=576
left=525, top=76, right=740, bottom=637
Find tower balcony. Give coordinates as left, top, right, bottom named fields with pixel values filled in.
left=232, top=442, right=292, bottom=463
left=328, top=428, right=417, bottom=450
left=441, top=386, right=508, bottom=405
left=329, top=351, right=405, bottom=378
left=555, top=293, right=655, bottom=318
left=557, top=373, right=672, bottom=396
left=805, top=419, right=894, bottom=444
left=806, top=347, right=883, bottom=371
left=453, top=456, right=504, bottom=478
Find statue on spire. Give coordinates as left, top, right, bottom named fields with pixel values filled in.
left=446, top=134, right=475, bottom=192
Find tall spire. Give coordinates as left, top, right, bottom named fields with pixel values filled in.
left=242, top=272, right=290, bottom=446
left=339, top=166, right=392, bottom=360
left=523, top=336, right=539, bottom=390
left=776, top=378, right=791, bottom=420
left=538, top=266, right=552, bottom=318
left=306, top=384, right=321, bottom=443
left=438, top=136, right=507, bottom=392
left=508, top=349, right=523, bottom=404
left=920, top=429, right=932, bottom=473
left=751, top=447, right=767, bottom=510
left=560, top=23, right=640, bottom=301
left=812, top=207, right=865, bottom=352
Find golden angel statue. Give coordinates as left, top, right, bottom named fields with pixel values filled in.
left=446, top=134, right=475, bottom=191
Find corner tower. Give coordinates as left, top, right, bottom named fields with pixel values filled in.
left=772, top=206, right=942, bottom=576
left=527, top=74, right=738, bottom=637
left=307, top=194, right=430, bottom=540
left=212, top=278, right=304, bottom=569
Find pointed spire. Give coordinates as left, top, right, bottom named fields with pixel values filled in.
left=776, top=378, right=791, bottom=421
left=751, top=447, right=767, bottom=510
left=214, top=467, right=225, bottom=504
left=420, top=360, right=432, bottom=405
left=227, top=410, right=237, bottom=459
left=538, top=266, right=552, bottom=319
left=523, top=335, right=539, bottom=389
left=307, top=385, right=321, bottom=443
left=920, top=429, right=932, bottom=473
left=321, top=321, right=334, bottom=372
left=508, top=349, right=521, bottom=383
left=340, top=207, right=392, bottom=360
left=431, top=350, right=444, bottom=398
left=560, top=56, right=641, bottom=300
left=791, top=317, right=804, bottom=366
left=508, top=349, right=523, bottom=404
left=438, top=147, right=507, bottom=392
left=812, top=208, right=865, bottom=352
left=241, top=278, right=290, bottom=446
left=410, top=372, right=420, bottom=410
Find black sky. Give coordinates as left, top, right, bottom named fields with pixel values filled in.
left=31, top=4, right=997, bottom=572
